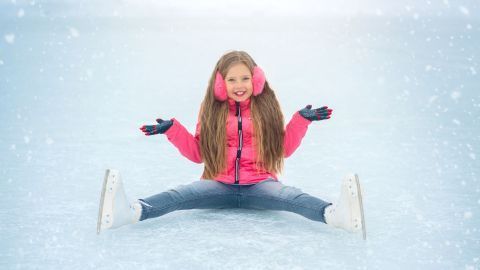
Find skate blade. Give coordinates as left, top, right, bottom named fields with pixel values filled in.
left=354, top=174, right=367, bottom=240
left=97, top=169, right=111, bottom=235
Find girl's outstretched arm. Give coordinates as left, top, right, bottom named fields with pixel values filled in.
left=284, top=105, right=333, bottom=157
left=140, top=118, right=202, bottom=163
left=284, top=111, right=312, bottom=157
left=164, top=119, right=202, bottom=163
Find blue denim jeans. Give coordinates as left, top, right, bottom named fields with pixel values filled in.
left=139, top=179, right=332, bottom=223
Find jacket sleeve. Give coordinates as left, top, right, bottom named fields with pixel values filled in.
left=164, top=118, right=203, bottom=163
left=284, top=112, right=312, bottom=158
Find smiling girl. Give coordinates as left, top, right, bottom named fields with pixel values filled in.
left=97, top=50, right=366, bottom=239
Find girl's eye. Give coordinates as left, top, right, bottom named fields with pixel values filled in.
left=227, top=77, right=250, bottom=82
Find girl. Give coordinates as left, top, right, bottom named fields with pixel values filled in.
left=96, top=51, right=366, bottom=239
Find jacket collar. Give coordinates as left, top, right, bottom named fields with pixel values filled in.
left=228, top=98, right=251, bottom=112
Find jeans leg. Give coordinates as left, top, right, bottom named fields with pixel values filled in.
left=139, top=179, right=237, bottom=221
left=241, top=179, right=332, bottom=223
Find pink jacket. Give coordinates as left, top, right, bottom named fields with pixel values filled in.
left=164, top=98, right=312, bottom=185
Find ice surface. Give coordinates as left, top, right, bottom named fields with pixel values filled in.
left=1, top=1, right=479, bottom=269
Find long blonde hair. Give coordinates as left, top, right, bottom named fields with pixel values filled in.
left=200, top=51, right=285, bottom=179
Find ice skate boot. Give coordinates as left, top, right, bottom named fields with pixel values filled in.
left=97, top=169, right=142, bottom=234
left=324, top=173, right=366, bottom=240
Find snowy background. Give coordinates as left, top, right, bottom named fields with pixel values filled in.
left=1, top=0, right=479, bottom=269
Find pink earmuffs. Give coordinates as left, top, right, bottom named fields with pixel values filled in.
left=214, top=66, right=266, bottom=101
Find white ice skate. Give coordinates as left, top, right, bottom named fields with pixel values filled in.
left=96, top=169, right=141, bottom=234
left=324, top=173, right=366, bottom=240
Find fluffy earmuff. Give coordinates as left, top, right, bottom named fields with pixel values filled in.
left=214, top=72, right=228, bottom=101
left=214, top=66, right=266, bottom=101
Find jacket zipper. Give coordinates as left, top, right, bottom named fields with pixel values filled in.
left=234, top=101, right=243, bottom=184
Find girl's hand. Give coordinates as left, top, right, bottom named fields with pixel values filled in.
left=140, top=119, right=174, bottom=136
left=299, top=105, right=332, bottom=121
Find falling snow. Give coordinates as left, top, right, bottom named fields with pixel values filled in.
left=1, top=1, right=479, bottom=269
left=4, top=33, right=15, bottom=44
left=459, top=6, right=470, bottom=16
left=17, top=9, right=24, bottom=18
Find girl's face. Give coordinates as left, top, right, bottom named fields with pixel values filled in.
left=225, top=63, right=253, bottom=102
